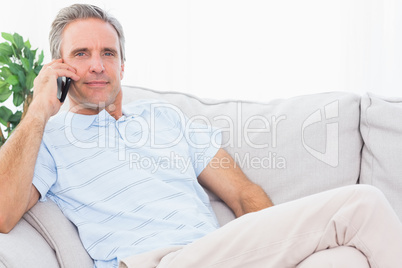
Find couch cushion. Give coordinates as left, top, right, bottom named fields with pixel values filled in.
left=122, top=86, right=363, bottom=225
left=0, top=219, right=59, bottom=268
left=360, top=93, right=402, bottom=220
left=23, top=200, right=94, bottom=268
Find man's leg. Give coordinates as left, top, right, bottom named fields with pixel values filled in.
left=154, top=185, right=402, bottom=268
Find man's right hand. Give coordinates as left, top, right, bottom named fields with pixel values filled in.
left=29, top=59, right=80, bottom=121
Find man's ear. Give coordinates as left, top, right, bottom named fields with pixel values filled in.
left=120, top=63, right=125, bottom=80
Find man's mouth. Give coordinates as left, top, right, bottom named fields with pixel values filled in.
left=85, top=81, right=109, bottom=87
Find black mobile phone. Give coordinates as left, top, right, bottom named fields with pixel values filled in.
left=57, top=77, right=72, bottom=102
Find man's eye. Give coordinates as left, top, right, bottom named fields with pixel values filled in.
left=76, top=52, right=85, bottom=57
left=104, top=52, right=114, bottom=56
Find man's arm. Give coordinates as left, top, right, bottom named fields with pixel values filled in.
left=198, top=148, right=273, bottom=218
left=0, top=110, right=47, bottom=233
left=0, top=59, right=79, bottom=233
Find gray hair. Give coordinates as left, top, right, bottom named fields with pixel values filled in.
left=49, top=4, right=126, bottom=62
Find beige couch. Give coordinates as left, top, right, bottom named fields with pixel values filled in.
left=1, top=86, right=401, bottom=267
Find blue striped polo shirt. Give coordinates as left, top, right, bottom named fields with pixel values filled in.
left=32, top=99, right=222, bottom=268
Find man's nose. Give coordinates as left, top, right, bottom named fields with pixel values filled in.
left=89, top=56, right=105, bottom=73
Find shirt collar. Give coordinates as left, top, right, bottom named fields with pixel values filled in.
left=53, top=102, right=148, bottom=129
left=61, top=109, right=115, bottom=129
left=121, top=101, right=148, bottom=118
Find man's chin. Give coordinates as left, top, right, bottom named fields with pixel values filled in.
left=67, top=87, right=121, bottom=115
left=69, top=98, right=111, bottom=114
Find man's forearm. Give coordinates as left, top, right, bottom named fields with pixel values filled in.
left=236, top=183, right=273, bottom=217
left=198, top=148, right=274, bottom=218
left=0, top=105, right=48, bottom=233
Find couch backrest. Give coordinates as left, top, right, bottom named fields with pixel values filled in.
left=120, top=86, right=363, bottom=225
left=360, top=93, right=402, bottom=221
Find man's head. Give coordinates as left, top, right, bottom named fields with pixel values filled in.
left=49, top=4, right=126, bottom=116
left=49, top=4, right=125, bottom=62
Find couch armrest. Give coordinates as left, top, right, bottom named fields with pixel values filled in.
left=296, top=246, right=369, bottom=267
left=0, top=219, right=59, bottom=268
left=22, top=200, right=93, bottom=268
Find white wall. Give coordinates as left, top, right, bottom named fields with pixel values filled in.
left=1, top=0, right=401, bottom=101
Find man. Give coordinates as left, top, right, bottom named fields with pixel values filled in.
left=0, top=4, right=401, bottom=268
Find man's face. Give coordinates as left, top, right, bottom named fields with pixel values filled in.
left=60, top=18, right=125, bottom=113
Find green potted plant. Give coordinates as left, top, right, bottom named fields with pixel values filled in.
left=0, top=32, right=44, bottom=146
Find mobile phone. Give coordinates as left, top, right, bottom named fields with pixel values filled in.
left=57, top=77, right=72, bottom=102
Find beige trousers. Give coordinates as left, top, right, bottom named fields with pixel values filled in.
left=120, top=185, right=402, bottom=268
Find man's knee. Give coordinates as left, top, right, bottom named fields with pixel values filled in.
left=349, top=184, right=391, bottom=210
left=354, top=184, right=385, bottom=198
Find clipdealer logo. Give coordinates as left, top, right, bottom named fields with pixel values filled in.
left=301, top=100, right=339, bottom=167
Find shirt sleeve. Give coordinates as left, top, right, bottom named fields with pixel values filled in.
left=32, top=136, right=57, bottom=202
left=157, top=101, right=222, bottom=177
left=185, top=120, right=222, bottom=176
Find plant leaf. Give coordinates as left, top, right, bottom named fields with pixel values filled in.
left=37, top=50, right=44, bottom=66
left=34, top=64, right=42, bottom=75
left=17, top=70, right=26, bottom=90
left=0, top=68, right=11, bottom=81
left=0, top=55, right=10, bottom=66
left=0, top=90, right=12, bottom=102
left=0, top=82, right=12, bottom=102
left=25, top=71, right=36, bottom=90
left=31, top=48, right=37, bottom=58
left=13, top=33, right=24, bottom=50
left=21, top=58, right=30, bottom=71
left=8, top=63, right=24, bottom=75
left=9, top=111, right=22, bottom=127
left=28, top=48, right=36, bottom=68
left=0, top=80, right=7, bottom=88
left=23, top=46, right=34, bottom=64
left=0, top=106, right=12, bottom=126
left=24, top=40, right=31, bottom=49
left=0, top=67, right=12, bottom=80
left=11, top=84, right=22, bottom=93
left=1, top=33, right=14, bottom=44
left=5, top=75, right=19, bottom=86
left=0, top=42, right=13, bottom=57
left=10, top=45, right=17, bottom=58
left=12, top=91, right=24, bottom=107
